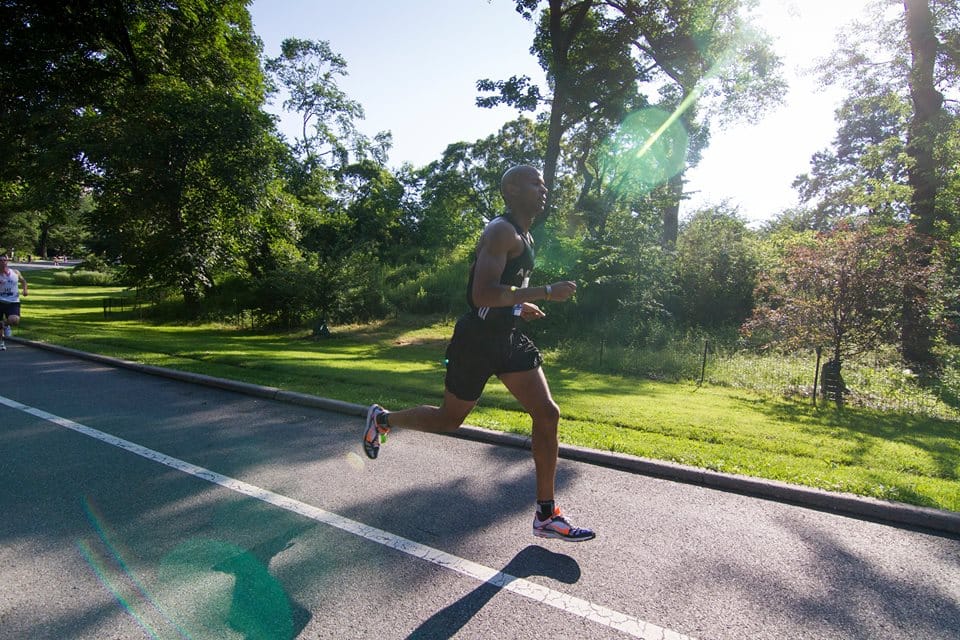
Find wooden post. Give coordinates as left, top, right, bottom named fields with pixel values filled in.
left=699, top=340, right=708, bottom=386
left=813, top=346, right=822, bottom=407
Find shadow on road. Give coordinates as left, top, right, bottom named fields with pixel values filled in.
left=406, top=544, right=580, bottom=639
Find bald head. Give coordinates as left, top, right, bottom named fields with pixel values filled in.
left=498, top=165, right=548, bottom=222
left=500, top=165, right=539, bottom=200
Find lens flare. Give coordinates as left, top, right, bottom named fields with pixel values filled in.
left=157, top=539, right=294, bottom=639
left=78, top=496, right=299, bottom=639
left=344, top=450, right=365, bottom=471
left=602, top=107, right=690, bottom=196
left=78, top=496, right=193, bottom=639
left=602, top=22, right=764, bottom=197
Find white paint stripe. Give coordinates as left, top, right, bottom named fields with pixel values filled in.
left=0, top=394, right=696, bottom=640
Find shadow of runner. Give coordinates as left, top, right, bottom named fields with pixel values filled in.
left=153, top=524, right=313, bottom=640
left=406, top=545, right=581, bottom=640
left=211, top=524, right=314, bottom=640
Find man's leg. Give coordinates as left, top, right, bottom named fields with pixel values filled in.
left=500, top=367, right=595, bottom=541
left=3, top=314, right=18, bottom=338
left=498, top=367, right=559, bottom=502
left=385, top=390, right=476, bottom=433
left=362, top=390, right=476, bottom=459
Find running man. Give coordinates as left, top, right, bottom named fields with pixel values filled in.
left=362, top=165, right=595, bottom=542
left=0, top=255, right=28, bottom=351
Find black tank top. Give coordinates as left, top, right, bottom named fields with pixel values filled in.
left=466, top=215, right=535, bottom=324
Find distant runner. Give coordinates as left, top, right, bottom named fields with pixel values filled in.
left=362, top=165, right=595, bottom=542
left=0, top=255, right=28, bottom=351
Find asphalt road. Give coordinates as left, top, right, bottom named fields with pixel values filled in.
left=1, top=342, right=958, bottom=639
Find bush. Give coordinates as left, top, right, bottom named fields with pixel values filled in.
left=75, top=254, right=112, bottom=272
left=202, top=252, right=394, bottom=329
left=51, top=270, right=115, bottom=286
left=386, top=242, right=473, bottom=316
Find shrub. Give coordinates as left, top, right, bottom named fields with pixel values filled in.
left=75, top=254, right=112, bottom=272
left=51, top=270, right=115, bottom=286
left=71, top=270, right=115, bottom=286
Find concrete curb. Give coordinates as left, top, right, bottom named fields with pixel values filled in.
left=11, top=336, right=960, bottom=537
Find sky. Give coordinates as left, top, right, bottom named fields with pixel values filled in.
left=248, top=0, right=876, bottom=225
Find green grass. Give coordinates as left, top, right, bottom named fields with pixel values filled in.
left=15, top=269, right=960, bottom=513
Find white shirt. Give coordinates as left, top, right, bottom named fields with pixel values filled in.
left=0, top=268, right=21, bottom=303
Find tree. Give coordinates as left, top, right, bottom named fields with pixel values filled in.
left=478, top=0, right=625, bottom=228
left=742, top=222, right=939, bottom=366
left=481, top=1, right=785, bottom=244
left=902, top=0, right=951, bottom=365
left=0, top=0, right=104, bottom=257
left=87, top=80, right=278, bottom=303
left=792, top=82, right=913, bottom=227
left=608, top=0, right=786, bottom=245
left=418, top=117, right=545, bottom=237
left=672, top=205, right=758, bottom=327
left=76, top=1, right=279, bottom=303
left=904, top=0, right=946, bottom=235
left=0, top=1, right=285, bottom=303
left=264, top=38, right=391, bottom=172
left=815, top=0, right=960, bottom=366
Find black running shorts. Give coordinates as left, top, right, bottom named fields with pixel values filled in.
left=444, top=313, right=543, bottom=402
left=0, top=301, right=20, bottom=320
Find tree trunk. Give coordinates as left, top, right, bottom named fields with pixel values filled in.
left=540, top=81, right=566, bottom=228
left=38, top=223, right=50, bottom=259
left=535, top=0, right=594, bottom=229
left=661, top=172, right=683, bottom=248
left=903, top=0, right=943, bottom=235
left=901, top=0, right=942, bottom=367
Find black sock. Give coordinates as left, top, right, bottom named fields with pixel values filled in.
left=537, top=500, right=555, bottom=521
left=376, top=411, right=390, bottom=429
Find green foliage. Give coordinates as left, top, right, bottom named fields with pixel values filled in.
left=569, top=205, right=674, bottom=331
left=418, top=118, right=545, bottom=230
left=387, top=242, right=474, bottom=315
left=256, top=259, right=336, bottom=328
left=743, top=222, right=942, bottom=362
left=52, top=269, right=114, bottom=286
left=264, top=38, right=390, bottom=169
left=793, top=83, right=913, bottom=225
left=0, top=207, right=39, bottom=256
left=204, top=250, right=390, bottom=329
left=672, top=205, right=758, bottom=327
left=74, top=252, right=111, bottom=272
left=1, top=1, right=278, bottom=303
left=87, top=79, right=277, bottom=302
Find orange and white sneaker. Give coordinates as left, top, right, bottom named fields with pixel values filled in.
left=533, top=507, right=596, bottom=542
left=362, top=404, right=390, bottom=459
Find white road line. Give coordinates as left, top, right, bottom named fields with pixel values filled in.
left=0, top=394, right=696, bottom=640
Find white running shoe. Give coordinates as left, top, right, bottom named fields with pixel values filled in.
left=362, top=404, right=390, bottom=459
left=533, top=507, right=596, bottom=542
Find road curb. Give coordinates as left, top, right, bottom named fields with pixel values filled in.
left=12, top=336, right=960, bottom=537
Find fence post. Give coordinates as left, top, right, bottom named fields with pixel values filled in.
left=813, top=346, right=822, bottom=407
left=699, top=340, right=708, bottom=386
left=599, top=337, right=605, bottom=369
